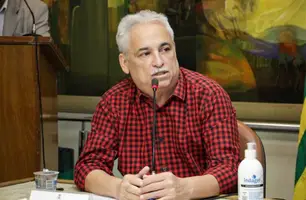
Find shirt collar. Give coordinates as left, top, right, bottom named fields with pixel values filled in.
left=172, top=69, right=186, bottom=101
left=135, top=68, right=186, bottom=102
left=0, top=0, right=8, bottom=13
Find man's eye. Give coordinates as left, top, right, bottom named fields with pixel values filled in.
left=140, top=52, right=150, bottom=57
left=161, top=47, right=171, bottom=52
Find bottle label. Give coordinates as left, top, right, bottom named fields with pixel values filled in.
left=239, top=174, right=263, bottom=200
left=239, top=185, right=263, bottom=200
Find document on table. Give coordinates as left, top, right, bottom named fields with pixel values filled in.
left=29, top=190, right=115, bottom=200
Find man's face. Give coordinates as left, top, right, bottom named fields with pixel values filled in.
left=119, top=21, right=180, bottom=95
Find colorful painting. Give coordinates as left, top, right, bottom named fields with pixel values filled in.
left=47, top=0, right=306, bottom=103
left=194, top=0, right=306, bottom=103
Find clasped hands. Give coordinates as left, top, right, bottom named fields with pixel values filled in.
left=116, top=166, right=190, bottom=200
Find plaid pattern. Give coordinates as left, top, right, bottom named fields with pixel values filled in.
left=74, top=67, right=240, bottom=193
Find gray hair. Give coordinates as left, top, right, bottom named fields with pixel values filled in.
left=116, top=10, right=174, bottom=53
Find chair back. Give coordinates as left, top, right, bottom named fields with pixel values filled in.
left=237, top=120, right=266, bottom=197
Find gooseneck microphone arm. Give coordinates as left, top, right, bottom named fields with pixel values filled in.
left=23, top=0, right=36, bottom=34
left=151, top=78, right=159, bottom=175
left=149, top=78, right=159, bottom=200
left=23, top=0, right=46, bottom=170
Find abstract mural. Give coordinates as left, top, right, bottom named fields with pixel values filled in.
left=45, top=0, right=306, bottom=103
left=196, top=0, right=306, bottom=102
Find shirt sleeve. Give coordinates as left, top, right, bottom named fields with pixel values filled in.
left=201, top=86, right=240, bottom=194
left=74, top=99, right=119, bottom=190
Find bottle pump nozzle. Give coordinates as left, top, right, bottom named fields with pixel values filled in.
left=245, top=142, right=257, bottom=159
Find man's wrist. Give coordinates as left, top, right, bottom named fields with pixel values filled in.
left=114, top=178, right=122, bottom=199
left=179, top=177, right=193, bottom=199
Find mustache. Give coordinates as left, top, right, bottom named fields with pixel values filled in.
left=151, top=68, right=169, bottom=76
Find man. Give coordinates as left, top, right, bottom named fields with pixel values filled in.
left=0, top=0, right=49, bottom=36
left=74, top=10, right=240, bottom=200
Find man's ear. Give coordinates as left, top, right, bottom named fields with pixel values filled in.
left=119, top=53, right=130, bottom=74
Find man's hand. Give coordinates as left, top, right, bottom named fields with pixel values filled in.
left=140, top=172, right=190, bottom=200
left=116, top=166, right=150, bottom=200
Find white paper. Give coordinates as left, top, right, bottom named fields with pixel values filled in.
left=29, top=190, right=115, bottom=200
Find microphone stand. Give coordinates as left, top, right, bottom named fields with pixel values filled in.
left=151, top=78, right=158, bottom=175
left=151, top=85, right=157, bottom=175
left=149, top=79, right=158, bottom=200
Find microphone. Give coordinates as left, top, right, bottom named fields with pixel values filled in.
left=23, top=0, right=37, bottom=35
left=149, top=78, right=159, bottom=200
left=151, top=78, right=158, bottom=174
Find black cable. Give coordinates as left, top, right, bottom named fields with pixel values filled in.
left=23, top=0, right=46, bottom=169
left=34, top=34, right=46, bottom=169
left=23, top=0, right=36, bottom=34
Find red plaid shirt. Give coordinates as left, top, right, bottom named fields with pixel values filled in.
left=74, top=67, right=240, bottom=193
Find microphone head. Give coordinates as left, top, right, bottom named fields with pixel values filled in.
left=151, top=78, right=159, bottom=91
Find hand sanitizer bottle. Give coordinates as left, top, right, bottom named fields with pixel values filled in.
left=238, top=142, right=264, bottom=200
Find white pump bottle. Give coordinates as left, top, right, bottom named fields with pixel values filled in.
left=238, top=142, right=264, bottom=200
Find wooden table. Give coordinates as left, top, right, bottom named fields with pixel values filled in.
left=0, top=178, right=284, bottom=200
left=203, top=195, right=284, bottom=200
left=0, top=178, right=82, bottom=200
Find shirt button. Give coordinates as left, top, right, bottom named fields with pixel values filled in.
left=162, top=167, right=168, bottom=172
left=157, top=137, right=164, bottom=143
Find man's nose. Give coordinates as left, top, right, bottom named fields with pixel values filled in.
left=152, top=52, right=164, bottom=68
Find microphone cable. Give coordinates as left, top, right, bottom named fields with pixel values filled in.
left=23, top=0, right=46, bottom=169
left=23, top=0, right=36, bottom=35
